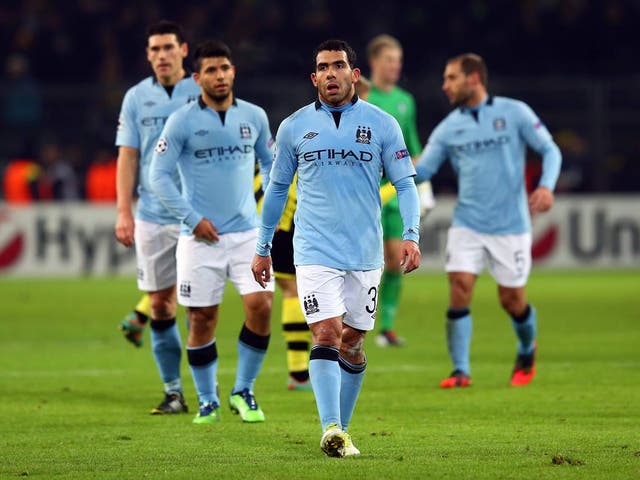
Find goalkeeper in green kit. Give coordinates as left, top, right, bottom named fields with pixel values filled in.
left=360, top=34, right=435, bottom=346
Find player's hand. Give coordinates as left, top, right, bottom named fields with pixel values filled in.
left=417, top=181, right=436, bottom=217
left=528, top=187, right=554, bottom=215
left=193, top=218, right=219, bottom=242
left=251, top=254, right=272, bottom=288
left=400, top=240, right=421, bottom=274
left=115, top=210, right=135, bottom=247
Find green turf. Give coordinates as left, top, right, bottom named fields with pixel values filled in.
left=1, top=271, right=639, bottom=479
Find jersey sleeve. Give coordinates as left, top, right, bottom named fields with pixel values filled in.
left=381, top=115, right=416, bottom=184
left=415, top=121, right=448, bottom=183
left=115, top=88, right=140, bottom=149
left=253, top=106, right=275, bottom=191
left=269, top=117, right=298, bottom=185
left=149, top=112, right=203, bottom=232
left=515, top=101, right=562, bottom=190
left=256, top=181, right=290, bottom=256
left=394, top=176, right=420, bottom=243
left=403, top=94, right=422, bottom=157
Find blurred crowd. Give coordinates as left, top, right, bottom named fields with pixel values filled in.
left=1, top=0, right=639, bottom=201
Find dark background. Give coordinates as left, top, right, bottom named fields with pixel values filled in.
left=1, top=0, right=639, bottom=199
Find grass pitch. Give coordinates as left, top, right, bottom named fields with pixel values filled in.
left=0, top=270, right=638, bottom=479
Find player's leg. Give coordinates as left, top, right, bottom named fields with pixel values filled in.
left=310, top=316, right=348, bottom=457
left=272, top=226, right=311, bottom=390
left=176, top=234, right=225, bottom=423
left=228, top=228, right=275, bottom=422
left=277, top=277, right=312, bottom=390
left=147, top=286, right=187, bottom=414
left=376, top=197, right=405, bottom=347
left=187, top=305, right=221, bottom=424
left=440, top=227, right=484, bottom=388
left=134, top=220, right=186, bottom=413
left=119, top=293, right=150, bottom=347
left=487, top=232, right=535, bottom=386
left=297, top=265, right=350, bottom=457
left=337, top=268, right=382, bottom=457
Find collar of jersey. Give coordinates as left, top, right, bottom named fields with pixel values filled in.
left=315, top=93, right=359, bottom=112
left=152, top=68, right=192, bottom=85
left=198, top=95, right=238, bottom=110
left=459, top=94, right=493, bottom=114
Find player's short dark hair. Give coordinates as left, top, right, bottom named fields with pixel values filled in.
left=448, top=53, right=488, bottom=86
left=366, top=34, right=402, bottom=61
left=146, top=20, right=185, bottom=45
left=193, top=40, right=233, bottom=72
left=313, top=39, right=357, bottom=70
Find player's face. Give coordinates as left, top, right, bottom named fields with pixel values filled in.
left=370, top=46, right=402, bottom=85
left=311, top=50, right=360, bottom=107
left=195, top=57, right=236, bottom=102
left=147, top=34, right=187, bottom=85
left=442, top=61, right=473, bottom=107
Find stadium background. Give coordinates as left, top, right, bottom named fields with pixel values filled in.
left=0, top=1, right=639, bottom=275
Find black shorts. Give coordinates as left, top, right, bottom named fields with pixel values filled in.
left=272, top=225, right=295, bottom=277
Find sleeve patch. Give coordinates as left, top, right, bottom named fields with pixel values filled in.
left=395, top=148, right=410, bottom=159
left=155, top=138, right=168, bottom=154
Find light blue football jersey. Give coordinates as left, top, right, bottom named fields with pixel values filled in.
left=416, top=95, right=562, bottom=235
left=150, top=96, right=274, bottom=235
left=259, top=97, right=419, bottom=271
left=116, top=74, right=200, bottom=224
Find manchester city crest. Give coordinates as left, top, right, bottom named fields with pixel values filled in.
left=356, top=125, right=371, bottom=144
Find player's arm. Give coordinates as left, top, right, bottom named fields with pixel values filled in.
left=414, top=124, right=448, bottom=184
left=253, top=107, right=275, bottom=191
left=517, top=102, right=563, bottom=214
left=394, top=175, right=421, bottom=274
left=252, top=119, right=297, bottom=287
left=114, top=89, right=140, bottom=248
left=381, top=118, right=421, bottom=273
left=149, top=113, right=212, bottom=239
left=115, top=146, right=139, bottom=247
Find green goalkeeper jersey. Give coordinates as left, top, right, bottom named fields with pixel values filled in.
left=367, top=85, right=422, bottom=157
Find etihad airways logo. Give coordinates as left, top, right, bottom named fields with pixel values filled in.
left=195, top=144, right=254, bottom=159
left=452, top=135, right=510, bottom=153
left=297, top=148, right=372, bottom=162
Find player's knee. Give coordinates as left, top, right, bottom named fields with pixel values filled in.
left=249, top=295, right=273, bottom=323
left=449, top=278, right=473, bottom=306
left=310, top=320, right=342, bottom=348
left=499, top=291, right=526, bottom=316
left=149, top=294, right=175, bottom=319
left=340, top=329, right=366, bottom=363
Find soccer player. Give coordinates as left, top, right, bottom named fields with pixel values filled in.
left=149, top=40, right=275, bottom=424
left=364, top=34, right=435, bottom=347
left=415, top=53, right=562, bottom=388
left=252, top=39, right=421, bottom=457
left=115, top=20, right=200, bottom=414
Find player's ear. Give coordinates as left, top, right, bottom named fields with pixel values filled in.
left=193, top=72, right=201, bottom=85
left=310, top=72, right=318, bottom=87
left=352, top=67, right=361, bottom=84
left=181, top=42, right=188, bottom=58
